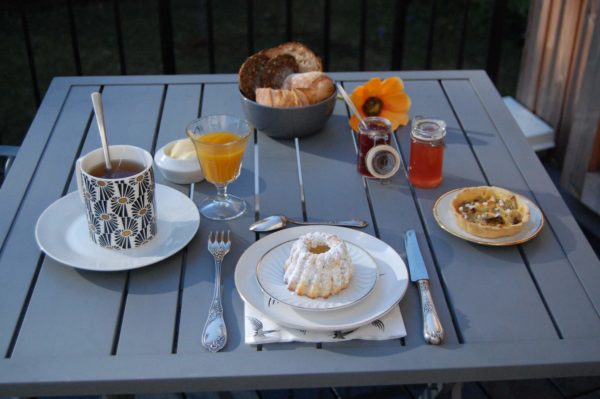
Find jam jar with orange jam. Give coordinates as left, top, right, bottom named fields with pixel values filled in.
left=357, top=117, right=401, bottom=179
left=408, top=116, right=446, bottom=188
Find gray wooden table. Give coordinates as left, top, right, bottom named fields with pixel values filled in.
left=1, top=72, right=599, bottom=397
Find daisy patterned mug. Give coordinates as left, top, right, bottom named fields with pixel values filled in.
left=75, top=145, right=157, bottom=250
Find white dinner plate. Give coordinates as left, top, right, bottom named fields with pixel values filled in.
left=235, top=226, right=409, bottom=331
left=35, top=184, right=200, bottom=271
left=255, top=239, right=378, bottom=311
left=433, top=188, right=544, bottom=246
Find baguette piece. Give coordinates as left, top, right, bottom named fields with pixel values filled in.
left=451, top=186, right=530, bottom=238
left=282, top=72, right=335, bottom=104
left=255, top=88, right=310, bottom=108
left=263, top=42, right=323, bottom=73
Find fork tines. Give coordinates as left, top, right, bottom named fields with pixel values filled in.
left=208, top=230, right=230, bottom=244
left=208, top=230, right=231, bottom=243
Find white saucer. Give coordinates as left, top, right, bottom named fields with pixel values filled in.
left=35, top=184, right=200, bottom=271
left=235, top=226, right=409, bottom=331
left=255, top=240, right=378, bottom=311
left=433, top=188, right=544, bottom=246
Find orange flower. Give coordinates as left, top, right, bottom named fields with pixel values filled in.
left=349, top=77, right=411, bottom=132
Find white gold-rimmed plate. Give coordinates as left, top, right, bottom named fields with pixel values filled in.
left=35, top=184, right=200, bottom=271
left=433, top=188, right=544, bottom=246
left=255, top=239, right=378, bottom=311
left=235, top=226, right=409, bottom=331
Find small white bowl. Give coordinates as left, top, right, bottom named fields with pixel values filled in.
left=154, top=140, right=204, bottom=184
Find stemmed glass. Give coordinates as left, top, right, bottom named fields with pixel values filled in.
left=186, top=115, right=251, bottom=220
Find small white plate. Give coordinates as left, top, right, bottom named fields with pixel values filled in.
left=235, top=226, right=409, bottom=331
left=255, top=240, right=378, bottom=311
left=433, top=188, right=544, bottom=246
left=35, top=184, right=200, bottom=271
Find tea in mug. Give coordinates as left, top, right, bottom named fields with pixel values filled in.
left=87, top=159, right=145, bottom=179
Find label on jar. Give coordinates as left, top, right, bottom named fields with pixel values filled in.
left=366, top=145, right=401, bottom=179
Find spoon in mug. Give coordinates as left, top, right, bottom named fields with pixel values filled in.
left=91, top=92, right=112, bottom=172
left=250, top=215, right=368, bottom=232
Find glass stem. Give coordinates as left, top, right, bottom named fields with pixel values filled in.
left=215, top=184, right=229, bottom=202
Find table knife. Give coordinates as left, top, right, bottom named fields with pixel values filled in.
left=404, top=229, right=444, bottom=345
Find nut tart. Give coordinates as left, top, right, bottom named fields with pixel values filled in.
left=451, top=186, right=530, bottom=238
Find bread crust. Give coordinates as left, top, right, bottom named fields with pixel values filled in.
left=263, top=42, right=323, bottom=72
left=282, top=72, right=334, bottom=103
left=238, top=42, right=326, bottom=103
left=260, top=54, right=299, bottom=89
left=451, top=186, right=530, bottom=238
left=255, top=88, right=310, bottom=108
left=238, top=53, right=269, bottom=100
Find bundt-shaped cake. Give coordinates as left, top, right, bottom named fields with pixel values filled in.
left=283, top=232, right=353, bottom=298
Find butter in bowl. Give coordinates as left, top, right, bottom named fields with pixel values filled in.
left=154, top=138, right=204, bottom=184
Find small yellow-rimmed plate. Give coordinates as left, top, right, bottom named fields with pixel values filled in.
left=433, top=188, right=544, bottom=246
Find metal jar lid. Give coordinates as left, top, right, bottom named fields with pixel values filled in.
left=411, top=117, right=446, bottom=143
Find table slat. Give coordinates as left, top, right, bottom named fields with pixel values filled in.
left=397, top=80, right=557, bottom=343
left=0, top=85, right=99, bottom=356
left=294, top=99, right=394, bottom=349
left=12, top=85, right=164, bottom=357
left=0, top=79, right=71, bottom=249
left=470, top=72, right=600, bottom=315
left=255, top=128, right=321, bottom=351
left=442, top=79, right=600, bottom=337
left=117, top=84, right=201, bottom=355
left=176, top=83, right=256, bottom=354
left=340, top=80, right=460, bottom=347
left=2, top=337, right=600, bottom=396
left=298, top=101, right=374, bottom=232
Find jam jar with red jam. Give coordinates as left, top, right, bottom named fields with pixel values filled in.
left=357, top=117, right=401, bottom=179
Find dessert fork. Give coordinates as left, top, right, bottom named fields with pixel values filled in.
left=202, top=230, right=231, bottom=352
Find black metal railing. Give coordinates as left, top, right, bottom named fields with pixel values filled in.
left=2, top=0, right=519, bottom=146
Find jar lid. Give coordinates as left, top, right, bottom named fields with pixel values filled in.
left=358, top=116, right=392, bottom=136
left=411, top=117, right=446, bottom=142
left=365, top=144, right=401, bottom=179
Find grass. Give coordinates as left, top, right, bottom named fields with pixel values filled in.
left=0, top=0, right=530, bottom=147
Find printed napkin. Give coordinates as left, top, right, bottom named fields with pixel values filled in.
left=244, top=302, right=406, bottom=344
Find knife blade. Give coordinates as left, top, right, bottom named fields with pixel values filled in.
left=404, top=229, right=444, bottom=345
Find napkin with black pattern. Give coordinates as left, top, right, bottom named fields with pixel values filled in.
left=244, top=302, right=406, bottom=344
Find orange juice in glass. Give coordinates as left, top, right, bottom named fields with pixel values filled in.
left=187, top=116, right=251, bottom=220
